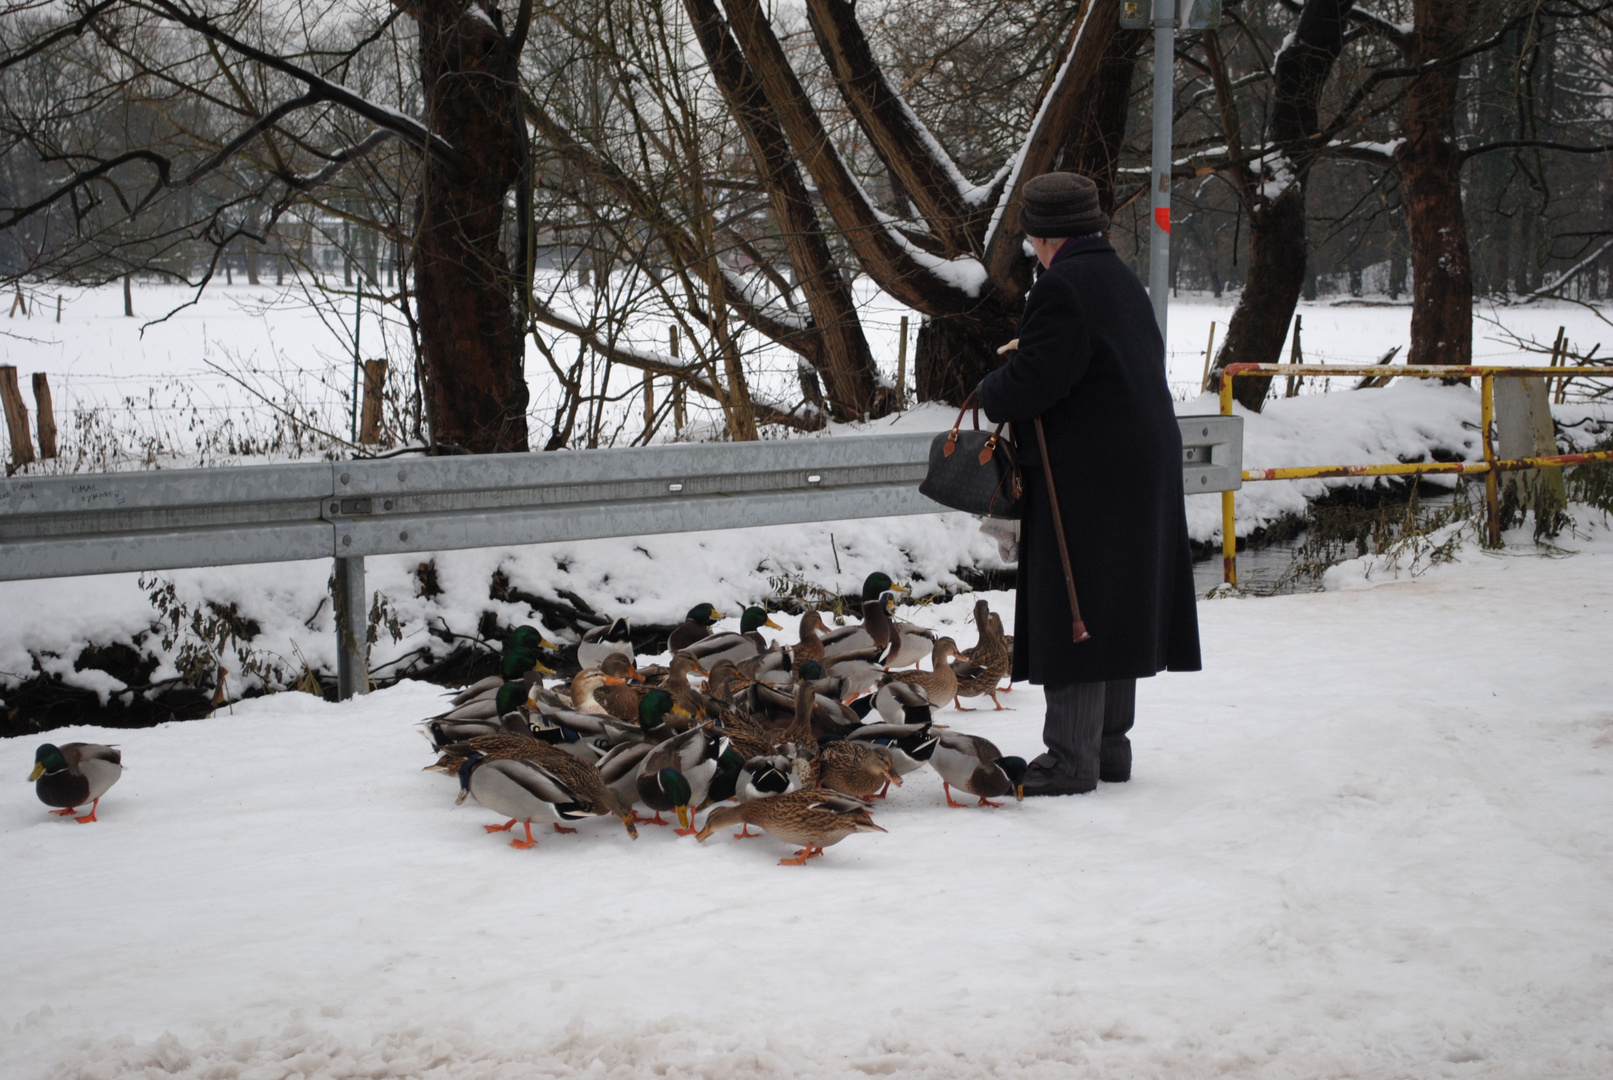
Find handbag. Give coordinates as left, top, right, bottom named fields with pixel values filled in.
left=918, top=391, right=1024, bottom=519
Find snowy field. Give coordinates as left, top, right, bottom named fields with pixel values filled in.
left=4, top=524, right=1612, bottom=1079
left=1, top=278, right=1608, bottom=468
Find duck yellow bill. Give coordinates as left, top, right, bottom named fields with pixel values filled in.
left=764, top=617, right=783, bottom=630
left=531, top=658, right=556, bottom=675
left=1014, top=785, right=1024, bottom=802
left=27, top=763, right=44, bottom=781
left=675, top=804, right=692, bottom=830
left=890, top=583, right=912, bottom=594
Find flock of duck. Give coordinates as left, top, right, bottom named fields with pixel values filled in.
left=21, top=572, right=1020, bottom=867
left=422, top=573, right=1023, bottom=865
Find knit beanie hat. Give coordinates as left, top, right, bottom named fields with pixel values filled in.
left=1017, top=171, right=1108, bottom=238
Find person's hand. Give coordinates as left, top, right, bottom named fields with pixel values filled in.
left=996, top=338, right=1019, bottom=355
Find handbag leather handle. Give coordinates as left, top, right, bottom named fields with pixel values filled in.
left=943, top=390, right=1007, bottom=459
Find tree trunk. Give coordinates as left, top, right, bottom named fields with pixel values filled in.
left=1216, top=188, right=1307, bottom=410
left=1397, top=0, right=1472, bottom=367
left=913, top=301, right=1022, bottom=405
left=413, top=0, right=529, bottom=453
left=685, top=0, right=884, bottom=422
left=1207, top=0, right=1352, bottom=409
left=914, top=21, right=1143, bottom=404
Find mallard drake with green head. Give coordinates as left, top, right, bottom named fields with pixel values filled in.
left=524, top=685, right=679, bottom=760
left=423, top=681, right=534, bottom=748
left=931, top=730, right=1027, bottom=808
left=29, top=743, right=122, bottom=823
left=636, top=722, right=724, bottom=833
left=695, top=789, right=885, bottom=863
left=667, top=603, right=725, bottom=653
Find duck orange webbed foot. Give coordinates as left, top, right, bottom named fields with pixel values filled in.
left=552, top=823, right=578, bottom=835
left=976, top=796, right=1004, bottom=808
left=674, top=826, right=699, bottom=837
left=779, top=847, right=820, bottom=866
left=635, top=811, right=671, bottom=826
left=509, top=823, right=538, bottom=849
left=74, top=800, right=102, bottom=824
left=733, top=825, right=762, bottom=839
left=942, top=782, right=969, bottom=809
left=49, top=807, right=77, bottom=816
left=484, top=818, right=518, bottom=833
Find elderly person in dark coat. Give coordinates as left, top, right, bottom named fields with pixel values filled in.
left=976, top=171, right=1201, bottom=796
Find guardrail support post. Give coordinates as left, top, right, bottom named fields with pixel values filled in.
left=1481, top=374, right=1500, bottom=546
left=333, top=554, right=368, bottom=699
left=1220, top=367, right=1237, bottom=585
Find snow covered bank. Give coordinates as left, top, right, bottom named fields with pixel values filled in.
left=4, top=527, right=1612, bottom=1079
left=4, top=376, right=1611, bottom=712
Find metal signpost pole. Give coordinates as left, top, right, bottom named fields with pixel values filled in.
left=1123, top=2, right=1220, bottom=354
left=1148, top=8, right=1175, bottom=345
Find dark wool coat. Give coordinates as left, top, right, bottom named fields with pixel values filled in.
left=977, top=236, right=1201, bottom=686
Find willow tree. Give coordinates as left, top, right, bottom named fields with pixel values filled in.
left=525, top=0, right=1147, bottom=415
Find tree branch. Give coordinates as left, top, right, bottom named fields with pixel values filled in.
left=1461, top=138, right=1613, bottom=161
left=981, top=0, right=1116, bottom=295
left=803, top=0, right=980, bottom=255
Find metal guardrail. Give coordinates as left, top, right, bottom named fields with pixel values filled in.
left=1217, top=363, right=1613, bottom=586
left=2, top=416, right=1241, bottom=697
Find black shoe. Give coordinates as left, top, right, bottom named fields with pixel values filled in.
left=1022, top=774, right=1097, bottom=797
left=1099, top=762, right=1131, bottom=783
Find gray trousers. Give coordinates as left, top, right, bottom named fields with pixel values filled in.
left=1034, top=679, right=1136, bottom=782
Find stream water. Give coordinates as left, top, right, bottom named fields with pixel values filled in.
left=1190, top=489, right=1460, bottom=598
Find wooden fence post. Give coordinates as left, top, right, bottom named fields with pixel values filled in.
left=643, top=371, right=655, bottom=438
left=1284, top=315, right=1304, bottom=398
left=670, top=325, right=685, bottom=435
left=1, top=365, right=36, bottom=468
left=358, top=359, right=387, bottom=445
left=123, top=275, right=133, bottom=317
left=895, top=315, right=909, bottom=409
left=32, top=373, right=57, bottom=459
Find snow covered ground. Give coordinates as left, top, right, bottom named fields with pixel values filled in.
left=5, top=523, right=1612, bottom=1079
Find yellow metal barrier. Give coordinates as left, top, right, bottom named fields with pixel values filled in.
left=1216, top=363, right=1613, bottom=586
